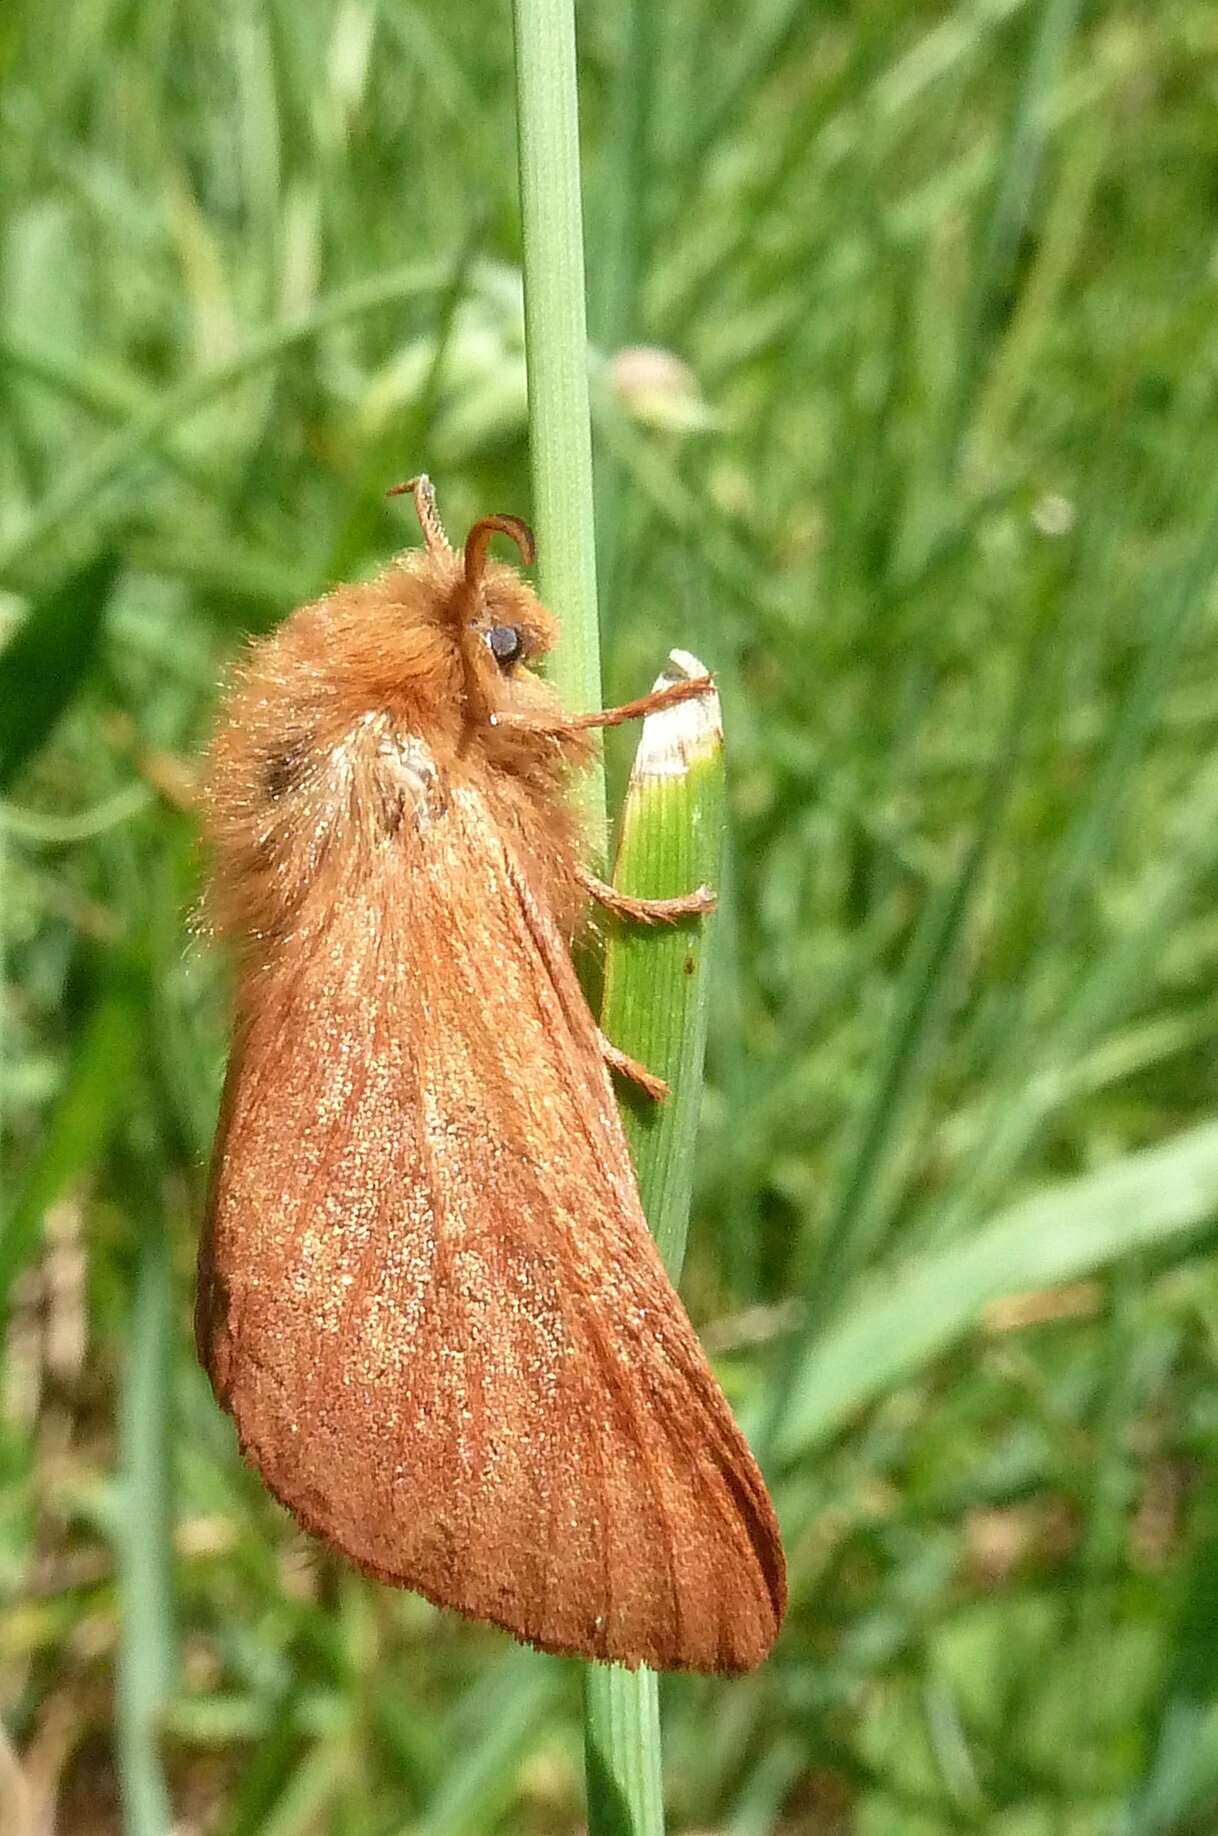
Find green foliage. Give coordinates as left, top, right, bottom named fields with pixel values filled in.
left=585, top=664, right=726, bottom=1836
left=601, top=660, right=726, bottom=1282
left=5, top=1, right=1218, bottom=1832
left=0, top=556, right=119, bottom=792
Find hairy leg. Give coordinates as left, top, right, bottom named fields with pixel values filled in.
left=579, top=867, right=716, bottom=924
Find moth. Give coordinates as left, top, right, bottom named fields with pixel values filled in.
left=197, top=478, right=786, bottom=1674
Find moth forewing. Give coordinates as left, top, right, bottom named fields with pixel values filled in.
left=198, top=486, right=786, bottom=1674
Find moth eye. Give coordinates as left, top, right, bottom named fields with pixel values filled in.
left=486, top=624, right=524, bottom=666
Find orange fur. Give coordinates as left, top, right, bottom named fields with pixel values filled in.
left=196, top=494, right=786, bottom=1675
left=203, top=543, right=591, bottom=955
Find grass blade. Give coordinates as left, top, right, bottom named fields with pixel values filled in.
left=599, top=652, right=725, bottom=1278
left=0, top=262, right=444, bottom=579
left=0, top=971, right=142, bottom=1321
left=511, top=0, right=604, bottom=845
left=116, top=1219, right=176, bottom=1836
left=763, top=596, right=1050, bottom=1431
left=585, top=657, right=725, bottom=1836
left=584, top=1666, right=665, bottom=1836
left=0, top=553, right=117, bottom=790
left=414, top=1655, right=564, bottom=1836
left=939, top=0, right=1085, bottom=473
left=512, top=10, right=727, bottom=1829
left=772, top=1117, right=1218, bottom=1463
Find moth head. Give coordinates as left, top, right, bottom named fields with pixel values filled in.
left=459, top=512, right=557, bottom=681
left=396, top=476, right=560, bottom=723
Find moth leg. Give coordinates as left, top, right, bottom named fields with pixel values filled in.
left=568, top=674, right=715, bottom=732
left=500, top=844, right=670, bottom=1099
left=598, top=1030, right=668, bottom=1102
left=579, top=866, right=717, bottom=925
left=491, top=673, right=715, bottom=739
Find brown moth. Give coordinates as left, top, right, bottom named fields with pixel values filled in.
left=196, top=478, right=786, bottom=1674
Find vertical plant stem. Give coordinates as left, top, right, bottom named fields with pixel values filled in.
left=583, top=660, right=724, bottom=1836
left=116, top=1219, right=175, bottom=1836
left=584, top=1667, right=665, bottom=1836
left=511, top=0, right=606, bottom=855
left=600, top=656, right=726, bottom=1282
left=511, top=11, right=726, bottom=1836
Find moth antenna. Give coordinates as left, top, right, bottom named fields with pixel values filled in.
left=387, top=474, right=452, bottom=555
left=450, top=513, right=535, bottom=728
left=464, top=514, right=536, bottom=592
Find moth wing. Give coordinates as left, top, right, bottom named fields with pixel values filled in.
left=199, top=778, right=785, bottom=1674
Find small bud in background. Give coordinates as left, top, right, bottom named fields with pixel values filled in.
left=1031, top=491, right=1076, bottom=537
left=608, top=345, right=719, bottom=435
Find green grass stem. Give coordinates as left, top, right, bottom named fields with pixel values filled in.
left=509, top=0, right=659, bottom=1822
left=511, top=0, right=605, bottom=850
left=511, top=10, right=727, bottom=1833
left=599, top=655, right=726, bottom=1280
left=584, top=659, right=726, bottom=1836
left=115, top=1221, right=175, bottom=1836
left=509, top=1, right=655, bottom=1822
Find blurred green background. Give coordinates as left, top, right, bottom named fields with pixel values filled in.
left=6, top=1, right=1218, bottom=1831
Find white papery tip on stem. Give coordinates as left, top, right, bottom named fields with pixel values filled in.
left=631, top=650, right=723, bottom=782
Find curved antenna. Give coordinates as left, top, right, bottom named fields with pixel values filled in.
left=464, top=514, right=536, bottom=591
left=386, top=474, right=451, bottom=555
